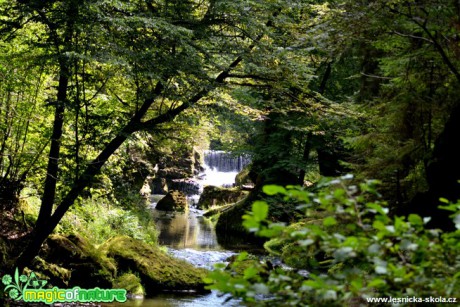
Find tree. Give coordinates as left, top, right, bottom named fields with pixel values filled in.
left=0, top=28, right=50, bottom=211
left=0, top=0, right=314, bottom=269
left=313, top=0, right=460, bottom=228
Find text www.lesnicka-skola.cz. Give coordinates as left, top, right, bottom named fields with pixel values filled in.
left=366, top=296, right=457, bottom=304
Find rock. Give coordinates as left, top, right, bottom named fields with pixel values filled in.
left=35, top=234, right=208, bottom=295
left=101, top=236, right=208, bottom=295
left=31, top=257, right=71, bottom=288
left=155, top=191, right=188, bottom=212
left=235, top=166, right=253, bottom=187
left=113, top=273, right=145, bottom=297
left=170, top=178, right=200, bottom=196
left=193, top=149, right=204, bottom=175
left=151, top=177, right=168, bottom=194
left=139, top=178, right=152, bottom=199
left=197, top=186, right=247, bottom=209
left=158, top=167, right=190, bottom=180
left=215, top=198, right=252, bottom=240
left=41, top=234, right=116, bottom=288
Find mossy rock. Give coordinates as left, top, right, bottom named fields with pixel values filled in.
left=197, top=186, right=247, bottom=209
left=263, top=238, right=284, bottom=256
left=235, top=166, right=252, bottom=187
left=215, top=198, right=265, bottom=249
left=203, top=203, right=235, bottom=217
left=31, top=257, right=71, bottom=288
left=225, top=254, right=268, bottom=276
left=155, top=190, right=188, bottom=212
left=41, top=234, right=115, bottom=288
left=113, top=273, right=145, bottom=297
left=101, top=236, right=208, bottom=295
left=215, top=199, right=250, bottom=237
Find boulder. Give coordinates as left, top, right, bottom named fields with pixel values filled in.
left=158, top=167, right=190, bottom=180
left=41, top=234, right=116, bottom=288
left=113, top=273, right=145, bottom=297
left=155, top=191, right=188, bottom=212
left=101, top=236, right=208, bottom=295
left=235, top=166, right=253, bottom=187
left=151, top=177, right=168, bottom=194
left=36, top=234, right=208, bottom=295
left=197, top=186, right=247, bottom=209
left=193, top=149, right=204, bottom=175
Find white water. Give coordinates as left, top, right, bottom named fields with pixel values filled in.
left=199, top=168, right=239, bottom=188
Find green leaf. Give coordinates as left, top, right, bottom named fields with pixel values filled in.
left=244, top=267, right=259, bottom=280
left=368, top=278, right=386, bottom=288
left=242, top=218, right=260, bottom=232
left=263, top=185, right=287, bottom=196
left=372, top=220, right=386, bottom=231
left=252, top=201, right=268, bottom=221
left=323, top=216, right=337, bottom=227
left=408, top=214, right=423, bottom=226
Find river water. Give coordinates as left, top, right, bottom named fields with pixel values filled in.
left=106, top=151, right=249, bottom=306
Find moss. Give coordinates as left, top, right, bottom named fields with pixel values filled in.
left=113, top=273, right=145, bottom=297
left=41, top=234, right=115, bottom=288
left=263, top=238, right=284, bottom=256
left=235, top=166, right=252, bottom=186
left=197, top=186, right=247, bottom=209
left=101, top=236, right=208, bottom=295
left=264, top=220, right=326, bottom=269
left=203, top=203, right=235, bottom=217
left=30, top=257, right=71, bottom=288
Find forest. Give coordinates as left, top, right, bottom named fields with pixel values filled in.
left=0, top=0, right=459, bottom=306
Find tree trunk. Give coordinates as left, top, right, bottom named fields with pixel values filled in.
left=407, top=102, right=460, bottom=230
left=35, top=63, right=69, bottom=230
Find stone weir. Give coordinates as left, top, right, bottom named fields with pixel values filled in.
left=152, top=150, right=251, bottom=199
left=204, top=150, right=251, bottom=173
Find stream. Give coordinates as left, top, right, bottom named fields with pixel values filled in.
left=107, top=151, right=250, bottom=306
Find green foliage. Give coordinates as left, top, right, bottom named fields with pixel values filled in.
left=20, top=187, right=158, bottom=246
left=207, top=176, right=460, bottom=305
left=327, top=0, right=460, bottom=203
left=61, top=196, right=158, bottom=246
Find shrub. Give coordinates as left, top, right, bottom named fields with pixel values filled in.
left=206, top=176, right=460, bottom=306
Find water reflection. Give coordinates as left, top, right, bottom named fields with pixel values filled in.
left=151, top=208, right=220, bottom=250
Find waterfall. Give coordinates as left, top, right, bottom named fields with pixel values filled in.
left=203, top=150, right=251, bottom=173
left=199, top=150, right=250, bottom=188
left=168, top=150, right=250, bottom=201
left=151, top=150, right=251, bottom=248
